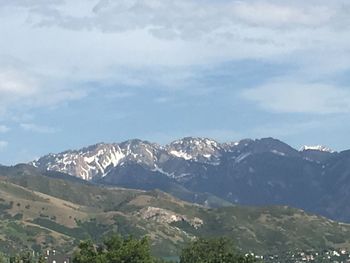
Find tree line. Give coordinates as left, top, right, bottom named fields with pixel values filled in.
left=0, top=235, right=258, bottom=263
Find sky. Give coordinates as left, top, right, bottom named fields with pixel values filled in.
left=1, top=0, right=350, bottom=165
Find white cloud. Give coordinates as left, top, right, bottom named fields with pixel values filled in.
left=242, top=82, right=350, bottom=114
left=26, top=0, right=338, bottom=36
left=0, top=141, right=8, bottom=151
left=20, top=123, right=57, bottom=134
left=0, top=68, right=37, bottom=116
left=1, top=0, right=348, bottom=67
left=0, top=69, right=38, bottom=96
left=0, top=125, right=10, bottom=133
left=230, top=2, right=334, bottom=27
left=0, top=67, right=87, bottom=118
left=0, top=0, right=350, bottom=119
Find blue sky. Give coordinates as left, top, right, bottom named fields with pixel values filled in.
left=1, top=0, right=350, bottom=164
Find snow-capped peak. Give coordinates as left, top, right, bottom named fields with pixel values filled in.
left=31, top=137, right=337, bottom=183
left=166, top=137, right=222, bottom=163
left=31, top=140, right=161, bottom=180
left=300, top=145, right=334, bottom=153
left=31, top=143, right=126, bottom=180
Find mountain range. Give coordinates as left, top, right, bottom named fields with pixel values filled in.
left=30, top=137, right=350, bottom=222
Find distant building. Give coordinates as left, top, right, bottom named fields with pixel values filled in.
left=45, top=250, right=71, bottom=263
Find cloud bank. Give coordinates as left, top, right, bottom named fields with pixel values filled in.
left=0, top=0, right=349, bottom=117
left=0, top=0, right=350, bottom=162
left=0, top=67, right=86, bottom=118
left=242, top=83, right=350, bottom=114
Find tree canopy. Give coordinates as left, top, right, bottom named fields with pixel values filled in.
left=0, top=235, right=258, bottom=263
left=180, top=237, right=258, bottom=263
left=73, top=235, right=156, bottom=263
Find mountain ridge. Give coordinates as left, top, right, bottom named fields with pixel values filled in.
left=29, top=137, right=350, bottom=222
left=31, top=137, right=335, bottom=180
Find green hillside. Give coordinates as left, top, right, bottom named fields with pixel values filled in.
left=1, top=165, right=350, bottom=258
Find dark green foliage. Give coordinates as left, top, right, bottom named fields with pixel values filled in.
left=38, top=255, right=46, bottom=263
left=19, top=251, right=35, bottom=263
left=0, top=202, right=12, bottom=211
left=32, top=218, right=89, bottom=240
left=179, top=238, right=257, bottom=263
left=12, top=213, right=23, bottom=220
left=73, top=235, right=156, bottom=263
left=76, top=219, right=112, bottom=241
left=8, top=251, right=35, bottom=263
left=72, top=240, right=99, bottom=263
left=112, top=215, right=147, bottom=237
left=104, top=235, right=154, bottom=263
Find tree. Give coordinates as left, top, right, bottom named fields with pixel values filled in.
left=38, top=255, right=46, bottom=263
left=73, top=235, right=156, bottom=263
left=9, top=255, right=21, bottom=263
left=8, top=251, right=34, bottom=263
left=104, top=235, right=154, bottom=263
left=0, top=253, right=6, bottom=263
left=179, top=237, right=257, bottom=263
left=73, top=240, right=100, bottom=263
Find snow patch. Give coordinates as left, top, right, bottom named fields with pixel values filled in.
left=235, top=152, right=251, bottom=163
left=169, top=150, right=193, bottom=160
left=271, top=150, right=286, bottom=156
left=300, top=145, right=334, bottom=153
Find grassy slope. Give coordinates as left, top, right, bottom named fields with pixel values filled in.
left=1, top=166, right=350, bottom=257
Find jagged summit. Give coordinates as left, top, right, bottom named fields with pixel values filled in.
left=31, top=137, right=340, bottom=191
left=166, top=137, right=221, bottom=163
left=31, top=137, right=225, bottom=181
left=30, top=137, right=337, bottom=183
